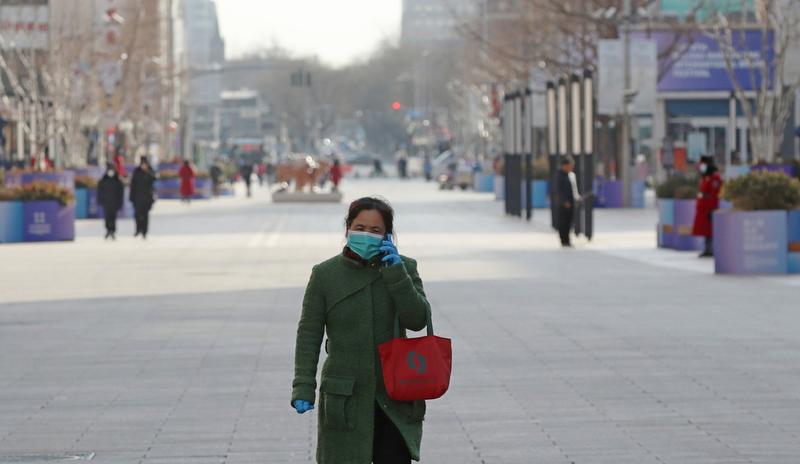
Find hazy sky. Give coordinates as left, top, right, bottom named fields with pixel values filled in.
left=216, top=0, right=402, bottom=66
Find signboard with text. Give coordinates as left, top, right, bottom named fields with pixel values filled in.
left=635, top=30, right=774, bottom=92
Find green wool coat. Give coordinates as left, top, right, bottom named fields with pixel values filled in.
left=292, top=252, right=431, bottom=463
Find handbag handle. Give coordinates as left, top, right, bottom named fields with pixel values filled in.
left=394, top=309, right=434, bottom=338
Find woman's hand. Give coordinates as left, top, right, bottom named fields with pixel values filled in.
left=380, top=234, right=402, bottom=267
left=292, top=399, right=314, bottom=414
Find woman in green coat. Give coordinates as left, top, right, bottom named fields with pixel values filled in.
left=292, top=197, right=431, bottom=463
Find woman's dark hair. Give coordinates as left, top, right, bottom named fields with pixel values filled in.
left=345, top=197, right=394, bottom=235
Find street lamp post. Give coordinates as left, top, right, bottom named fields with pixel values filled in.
left=583, top=70, right=595, bottom=240
left=524, top=87, right=533, bottom=222
left=570, top=74, right=583, bottom=235
left=546, top=82, right=558, bottom=229
left=557, top=78, right=568, bottom=228
left=621, top=0, right=632, bottom=207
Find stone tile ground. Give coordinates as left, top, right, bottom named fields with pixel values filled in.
left=0, top=179, right=799, bottom=463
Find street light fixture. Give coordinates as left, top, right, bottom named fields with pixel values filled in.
left=557, top=78, right=567, bottom=158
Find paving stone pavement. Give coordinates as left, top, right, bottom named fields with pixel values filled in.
left=1, top=179, right=799, bottom=463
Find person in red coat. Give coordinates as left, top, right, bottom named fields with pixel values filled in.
left=179, top=160, right=196, bottom=203
left=330, top=158, right=343, bottom=192
left=693, top=156, right=723, bottom=257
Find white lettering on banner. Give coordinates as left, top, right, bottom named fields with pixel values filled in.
left=671, top=42, right=767, bottom=79
left=743, top=218, right=778, bottom=252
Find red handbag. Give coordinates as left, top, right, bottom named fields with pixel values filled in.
left=378, top=311, right=452, bottom=401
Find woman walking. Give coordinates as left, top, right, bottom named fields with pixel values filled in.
left=292, top=197, right=431, bottom=463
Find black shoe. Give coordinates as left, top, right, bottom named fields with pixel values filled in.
left=111, top=233, right=116, bottom=241
left=699, top=251, right=713, bottom=258
left=104, top=232, right=110, bottom=240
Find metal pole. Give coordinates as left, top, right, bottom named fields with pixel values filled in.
left=727, top=91, right=736, bottom=179
left=571, top=74, right=583, bottom=236
left=30, top=102, right=37, bottom=169
left=17, top=101, right=24, bottom=163
left=524, top=87, right=533, bottom=222
left=621, top=0, right=632, bottom=207
left=546, top=82, right=558, bottom=229
left=583, top=70, right=595, bottom=241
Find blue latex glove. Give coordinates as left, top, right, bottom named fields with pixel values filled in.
left=292, top=399, right=314, bottom=414
left=380, top=234, right=402, bottom=267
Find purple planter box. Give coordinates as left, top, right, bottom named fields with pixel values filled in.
left=673, top=199, right=705, bottom=251
left=788, top=210, right=800, bottom=274
left=474, top=173, right=495, bottom=192
left=157, top=178, right=181, bottom=199
left=714, top=210, right=788, bottom=274
left=494, top=176, right=505, bottom=200
left=751, top=164, right=797, bottom=178
left=194, top=178, right=212, bottom=199
left=532, top=180, right=549, bottom=208
left=22, top=200, right=75, bottom=242
left=594, top=178, right=645, bottom=208
left=0, top=201, right=24, bottom=243
left=657, top=199, right=675, bottom=248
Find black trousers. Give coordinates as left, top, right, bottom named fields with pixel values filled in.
left=558, top=205, right=574, bottom=245
left=134, top=209, right=150, bottom=236
left=104, top=208, right=118, bottom=233
left=373, top=404, right=411, bottom=464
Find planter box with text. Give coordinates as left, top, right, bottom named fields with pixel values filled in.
left=0, top=201, right=23, bottom=243
left=673, top=199, right=705, bottom=251
left=22, top=200, right=75, bottom=242
left=714, top=210, right=788, bottom=275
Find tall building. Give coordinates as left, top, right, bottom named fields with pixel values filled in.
left=181, top=0, right=225, bottom=161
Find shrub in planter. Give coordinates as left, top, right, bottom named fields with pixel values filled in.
left=158, top=169, right=180, bottom=180
left=75, top=175, right=98, bottom=190
left=529, top=158, right=550, bottom=180
left=16, top=181, right=74, bottom=206
left=655, top=175, right=698, bottom=199
left=721, top=171, right=800, bottom=211
left=714, top=172, right=800, bottom=274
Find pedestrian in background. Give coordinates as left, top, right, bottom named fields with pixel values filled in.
left=330, top=158, right=343, bottom=192
left=292, top=197, right=431, bottom=464
left=97, top=163, right=124, bottom=240
left=557, top=157, right=581, bottom=247
left=179, top=160, right=196, bottom=203
left=210, top=161, right=222, bottom=196
left=130, top=156, right=156, bottom=239
left=240, top=161, right=254, bottom=197
left=693, top=155, right=723, bottom=258
left=423, top=153, right=432, bottom=182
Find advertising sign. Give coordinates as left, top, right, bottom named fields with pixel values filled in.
left=23, top=201, right=75, bottom=242
left=598, top=39, right=657, bottom=115
left=636, top=30, right=774, bottom=92
left=0, top=0, right=49, bottom=50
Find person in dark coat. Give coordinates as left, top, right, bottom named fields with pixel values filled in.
left=292, top=197, right=431, bottom=463
left=693, top=155, right=723, bottom=257
left=210, top=162, right=223, bottom=196
left=240, top=161, right=254, bottom=197
left=97, top=163, right=125, bottom=240
left=130, top=156, right=156, bottom=239
left=556, top=157, right=580, bottom=247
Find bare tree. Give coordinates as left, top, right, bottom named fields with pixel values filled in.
left=710, top=0, right=800, bottom=161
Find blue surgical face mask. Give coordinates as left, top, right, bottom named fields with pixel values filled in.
left=347, top=231, right=384, bottom=260
left=699, top=163, right=708, bottom=174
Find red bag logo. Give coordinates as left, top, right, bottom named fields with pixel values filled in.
left=407, top=351, right=427, bottom=374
